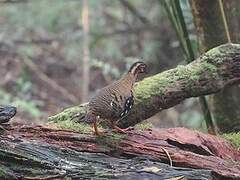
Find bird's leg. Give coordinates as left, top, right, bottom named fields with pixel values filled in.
left=92, top=121, right=101, bottom=136
left=92, top=121, right=107, bottom=136
left=109, top=120, right=133, bottom=134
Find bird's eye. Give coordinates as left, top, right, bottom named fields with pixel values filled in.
left=139, top=66, right=145, bottom=72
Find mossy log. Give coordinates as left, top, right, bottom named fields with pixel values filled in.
left=49, top=43, right=240, bottom=128
left=190, top=0, right=240, bottom=133
left=0, top=124, right=239, bottom=179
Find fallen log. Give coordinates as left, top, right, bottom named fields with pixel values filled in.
left=0, top=124, right=239, bottom=179
left=48, top=43, right=240, bottom=128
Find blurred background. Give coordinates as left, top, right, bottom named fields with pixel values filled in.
left=0, top=0, right=239, bottom=131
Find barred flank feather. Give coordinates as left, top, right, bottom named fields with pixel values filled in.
left=84, top=112, right=96, bottom=124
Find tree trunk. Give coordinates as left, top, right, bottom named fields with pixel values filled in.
left=190, top=0, right=240, bottom=133
left=49, top=43, right=240, bottom=129
left=0, top=124, right=239, bottom=179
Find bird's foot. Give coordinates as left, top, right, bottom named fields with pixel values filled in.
left=112, top=126, right=134, bottom=134
left=92, top=122, right=108, bottom=136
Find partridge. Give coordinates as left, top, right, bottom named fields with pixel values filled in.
left=84, top=61, right=147, bottom=135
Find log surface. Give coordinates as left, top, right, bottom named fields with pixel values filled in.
left=1, top=125, right=239, bottom=179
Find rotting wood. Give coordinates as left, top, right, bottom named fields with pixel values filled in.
left=0, top=125, right=239, bottom=179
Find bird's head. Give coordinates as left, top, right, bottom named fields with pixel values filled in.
left=128, top=61, right=147, bottom=76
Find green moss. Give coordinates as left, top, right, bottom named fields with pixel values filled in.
left=134, top=59, right=219, bottom=105
left=206, top=44, right=240, bottom=58
left=189, top=61, right=218, bottom=81
left=48, top=119, right=127, bottom=146
left=134, top=61, right=218, bottom=102
left=222, top=132, right=240, bottom=150
left=135, top=121, right=153, bottom=131
left=48, top=104, right=87, bottom=122
left=205, top=45, right=221, bottom=57
left=48, top=119, right=93, bottom=134
left=202, top=63, right=218, bottom=75
left=174, top=65, right=191, bottom=79
left=135, top=69, right=176, bottom=101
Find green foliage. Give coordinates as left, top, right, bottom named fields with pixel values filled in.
left=16, top=77, right=32, bottom=95
left=223, top=133, right=240, bottom=150
left=0, top=0, right=81, bottom=33
left=0, top=0, right=164, bottom=78
left=1, top=58, right=44, bottom=118
left=17, top=46, right=38, bottom=58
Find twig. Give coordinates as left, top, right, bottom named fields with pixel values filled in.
left=218, top=0, right=231, bottom=43
left=161, top=147, right=172, bottom=167
left=119, top=0, right=150, bottom=25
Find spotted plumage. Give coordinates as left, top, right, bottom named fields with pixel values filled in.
left=120, top=94, right=134, bottom=118
left=84, top=61, right=147, bottom=135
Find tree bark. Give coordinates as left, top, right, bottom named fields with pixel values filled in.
left=0, top=124, right=239, bottom=179
left=49, top=43, right=240, bottom=128
left=190, top=0, right=240, bottom=133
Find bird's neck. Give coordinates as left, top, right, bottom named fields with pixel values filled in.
left=121, top=72, right=138, bottom=87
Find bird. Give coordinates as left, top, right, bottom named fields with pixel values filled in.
left=84, top=61, right=147, bottom=135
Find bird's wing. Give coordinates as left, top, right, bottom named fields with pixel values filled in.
left=109, top=90, right=134, bottom=119
left=88, top=80, right=134, bottom=120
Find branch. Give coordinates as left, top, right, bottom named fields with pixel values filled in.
left=119, top=0, right=151, bottom=25
left=92, top=25, right=160, bottom=38
left=49, top=43, right=240, bottom=128
left=23, top=56, right=79, bottom=104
